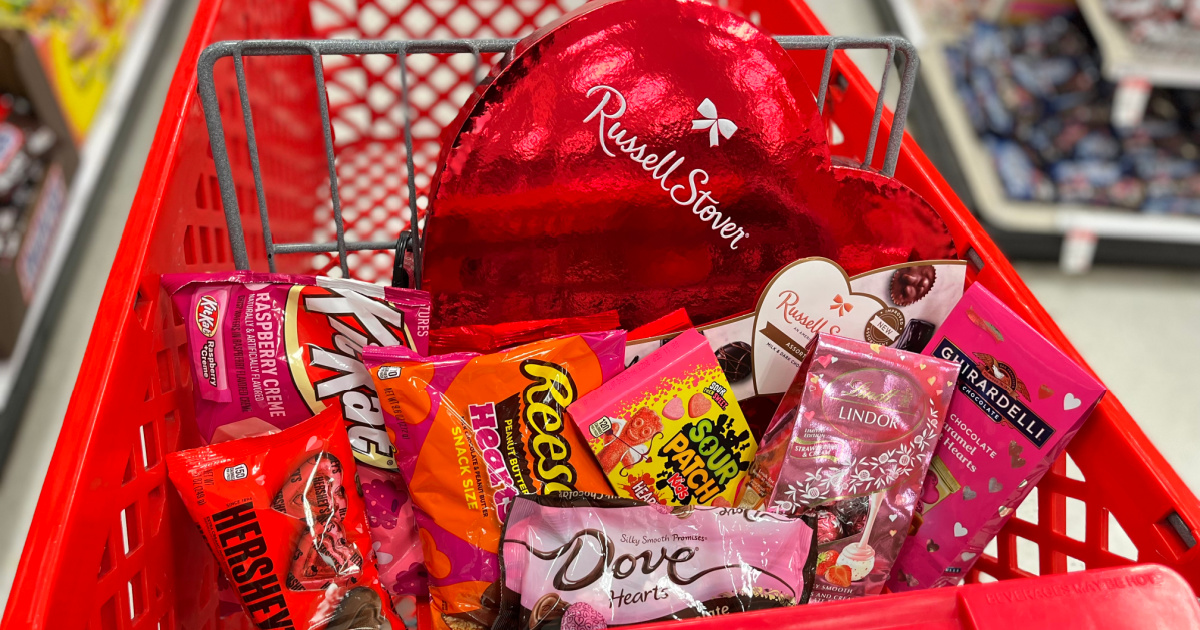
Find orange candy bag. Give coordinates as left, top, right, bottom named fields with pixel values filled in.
left=363, top=332, right=625, bottom=630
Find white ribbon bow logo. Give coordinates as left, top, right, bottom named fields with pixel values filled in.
left=691, top=98, right=738, bottom=147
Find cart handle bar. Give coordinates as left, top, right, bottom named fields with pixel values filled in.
left=197, top=35, right=918, bottom=283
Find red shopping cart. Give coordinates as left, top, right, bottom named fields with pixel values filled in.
left=3, top=0, right=1198, bottom=628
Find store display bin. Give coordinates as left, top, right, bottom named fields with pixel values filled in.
left=3, top=0, right=1198, bottom=628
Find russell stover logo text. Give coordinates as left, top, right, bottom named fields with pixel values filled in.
left=934, top=338, right=1054, bottom=448
left=212, top=502, right=295, bottom=628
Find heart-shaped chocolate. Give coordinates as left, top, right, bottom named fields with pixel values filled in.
left=421, top=0, right=955, bottom=328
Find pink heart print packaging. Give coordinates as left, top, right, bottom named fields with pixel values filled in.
left=498, top=493, right=816, bottom=629
left=737, top=333, right=957, bottom=602
left=888, top=284, right=1106, bottom=591
left=163, top=271, right=431, bottom=618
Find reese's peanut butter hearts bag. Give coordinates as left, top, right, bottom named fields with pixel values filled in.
left=166, top=407, right=401, bottom=630
left=362, top=332, right=625, bottom=630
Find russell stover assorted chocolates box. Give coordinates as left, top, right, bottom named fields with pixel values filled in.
left=888, top=284, right=1106, bottom=591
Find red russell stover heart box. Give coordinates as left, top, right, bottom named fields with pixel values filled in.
left=420, top=0, right=956, bottom=329
left=887, top=284, right=1106, bottom=591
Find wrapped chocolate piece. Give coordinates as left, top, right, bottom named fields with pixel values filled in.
left=497, top=493, right=817, bottom=629
left=738, top=334, right=957, bottom=602
left=569, top=329, right=756, bottom=506
left=165, top=407, right=401, bottom=630
left=422, top=0, right=956, bottom=329
left=888, top=285, right=1106, bottom=591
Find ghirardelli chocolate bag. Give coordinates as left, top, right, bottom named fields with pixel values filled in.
left=422, top=0, right=956, bottom=329
left=887, top=284, right=1105, bottom=591
left=738, top=334, right=957, bottom=601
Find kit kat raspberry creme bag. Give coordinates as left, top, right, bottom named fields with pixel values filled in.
left=164, top=271, right=431, bottom=618
left=162, top=272, right=430, bottom=445
left=362, top=332, right=625, bottom=630
left=166, top=407, right=402, bottom=630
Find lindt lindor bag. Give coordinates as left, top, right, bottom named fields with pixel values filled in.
left=421, top=0, right=956, bottom=329
left=497, top=493, right=817, bottom=629
left=887, top=284, right=1105, bottom=591
left=738, top=334, right=956, bottom=601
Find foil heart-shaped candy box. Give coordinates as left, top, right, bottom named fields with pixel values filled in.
left=421, top=0, right=956, bottom=328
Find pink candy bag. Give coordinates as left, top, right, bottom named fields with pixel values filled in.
left=164, top=271, right=431, bottom=617
left=163, top=271, right=430, bottom=444
left=737, top=334, right=957, bottom=602
left=498, top=493, right=816, bottom=628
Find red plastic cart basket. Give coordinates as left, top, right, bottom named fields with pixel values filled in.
left=4, top=0, right=1199, bottom=629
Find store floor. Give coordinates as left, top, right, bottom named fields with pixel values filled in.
left=0, top=0, right=1197, bottom=608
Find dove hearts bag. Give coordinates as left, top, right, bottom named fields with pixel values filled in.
left=421, top=0, right=956, bottom=330
left=887, top=284, right=1105, bottom=592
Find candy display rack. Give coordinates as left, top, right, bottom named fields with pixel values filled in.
left=2, top=0, right=1199, bottom=628
left=880, top=0, right=1200, bottom=272
left=1077, top=0, right=1200, bottom=123
left=0, top=0, right=177, bottom=467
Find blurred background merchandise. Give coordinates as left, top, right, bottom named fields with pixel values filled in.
left=884, top=0, right=1200, bottom=271
left=1, top=0, right=146, bottom=138
left=0, top=0, right=168, bottom=458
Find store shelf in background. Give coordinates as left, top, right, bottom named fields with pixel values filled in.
left=0, top=0, right=175, bottom=464
left=1077, top=0, right=1200, bottom=129
left=881, top=0, right=1200, bottom=272
left=1078, top=0, right=1200, bottom=89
